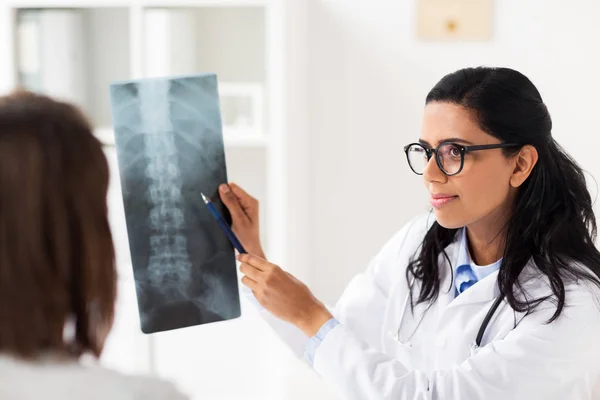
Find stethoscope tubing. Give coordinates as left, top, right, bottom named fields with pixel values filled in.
left=475, top=293, right=506, bottom=348
left=396, top=287, right=506, bottom=350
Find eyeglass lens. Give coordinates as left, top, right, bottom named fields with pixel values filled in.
left=406, top=143, right=463, bottom=175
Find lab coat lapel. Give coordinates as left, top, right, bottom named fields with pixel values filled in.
left=447, top=269, right=500, bottom=308
left=395, top=283, right=432, bottom=344
left=397, top=229, right=502, bottom=341
left=397, top=236, right=461, bottom=343
left=436, top=239, right=461, bottom=312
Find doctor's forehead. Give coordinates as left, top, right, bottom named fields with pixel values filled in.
left=419, top=102, right=489, bottom=147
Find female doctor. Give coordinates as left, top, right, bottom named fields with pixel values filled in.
left=219, top=67, right=600, bottom=399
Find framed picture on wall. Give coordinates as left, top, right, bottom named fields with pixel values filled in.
left=416, top=0, right=493, bottom=41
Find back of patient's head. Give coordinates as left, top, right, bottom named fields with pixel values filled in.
left=0, top=90, right=116, bottom=360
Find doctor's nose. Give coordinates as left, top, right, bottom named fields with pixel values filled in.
left=422, top=155, right=447, bottom=184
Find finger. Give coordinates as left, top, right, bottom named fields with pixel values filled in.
left=237, top=254, right=273, bottom=271
left=219, top=184, right=249, bottom=223
left=241, top=275, right=260, bottom=292
left=237, top=254, right=275, bottom=271
left=237, top=253, right=266, bottom=271
left=229, top=183, right=258, bottom=214
left=239, top=262, right=263, bottom=281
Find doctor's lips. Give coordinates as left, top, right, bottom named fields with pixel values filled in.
left=430, top=193, right=458, bottom=208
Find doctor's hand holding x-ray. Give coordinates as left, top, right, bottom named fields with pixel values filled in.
left=219, top=67, right=600, bottom=400
left=218, top=182, right=334, bottom=337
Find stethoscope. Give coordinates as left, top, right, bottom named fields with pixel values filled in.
left=395, top=281, right=506, bottom=350
left=474, top=292, right=505, bottom=349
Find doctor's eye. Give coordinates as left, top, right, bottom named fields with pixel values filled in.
left=439, top=143, right=462, bottom=160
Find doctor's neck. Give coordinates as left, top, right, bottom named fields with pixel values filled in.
left=464, top=211, right=509, bottom=266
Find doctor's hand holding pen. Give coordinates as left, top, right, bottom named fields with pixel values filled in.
left=218, top=183, right=334, bottom=337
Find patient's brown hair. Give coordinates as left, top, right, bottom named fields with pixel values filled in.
left=0, top=90, right=116, bottom=359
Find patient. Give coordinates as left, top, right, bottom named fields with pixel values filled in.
left=0, top=91, right=187, bottom=399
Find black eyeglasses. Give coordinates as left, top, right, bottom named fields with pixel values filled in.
left=403, top=141, right=521, bottom=176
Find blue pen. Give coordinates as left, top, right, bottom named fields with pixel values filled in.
left=201, top=192, right=247, bottom=254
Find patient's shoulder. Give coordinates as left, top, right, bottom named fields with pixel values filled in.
left=125, top=373, right=188, bottom=400
left=0, top=354, right=188, bottom=400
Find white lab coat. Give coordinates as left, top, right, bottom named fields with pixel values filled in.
left=245, top=213, right=600, bottom=399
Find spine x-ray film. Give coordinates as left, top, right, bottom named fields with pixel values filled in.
left=109, top=74, right=241, bottom=334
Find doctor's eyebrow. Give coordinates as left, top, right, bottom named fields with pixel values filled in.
left=418, top=138, right=475, bottom=147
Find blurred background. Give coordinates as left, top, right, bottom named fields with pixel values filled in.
left=0, top=0, right=599, bottom=399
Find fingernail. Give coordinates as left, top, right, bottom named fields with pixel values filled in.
left=220, top=184, right=230, bottom=193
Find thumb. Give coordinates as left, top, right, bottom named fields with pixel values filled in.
left=229, top=182, right=258, bottom=217
left=219, top=184, right=249, bottom=223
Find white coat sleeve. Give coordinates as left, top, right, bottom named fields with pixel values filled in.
left=239, top=214, right=430, bottom=361
left=240, top=284, right=310, bottom=359
left=312, top=284, right=600, bottom=400
left=327, top=214, right=429, bottom=349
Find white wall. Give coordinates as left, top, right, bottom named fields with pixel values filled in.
left=303, top=0, right=600, bottom=304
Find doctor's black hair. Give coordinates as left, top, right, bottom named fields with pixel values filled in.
left=406, top=67, right=600, bottom=321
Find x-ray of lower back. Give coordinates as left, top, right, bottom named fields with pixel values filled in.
left=109, top=74, right=241, bottom=334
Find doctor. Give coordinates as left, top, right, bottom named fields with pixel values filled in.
left=219, top=67, right=600, bottom=399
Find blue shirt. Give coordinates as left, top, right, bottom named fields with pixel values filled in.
left=304, top=318, right=340, bottom=365
left=304, top=228, right=503, bottom=364
left=454, top=228, right=502, bottom=297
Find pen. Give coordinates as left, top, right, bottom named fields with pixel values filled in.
left=201, top=192, right=247, bottom=254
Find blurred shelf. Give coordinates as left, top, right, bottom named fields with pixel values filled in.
left=96, top=127, right=267, bottom=148
left=14, top=8, right=130, bottom=127
left=3, top=1, right=288, bottom=397
left=224, top=134, right=267, bottom=148
left=12, top=1, right=127, bottom=6
left=11, top=0, right=269, bottom=7
left=141, top=0, right=269, bottom=6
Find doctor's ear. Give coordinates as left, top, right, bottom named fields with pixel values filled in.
left=509, top=145, right=538, bottom=188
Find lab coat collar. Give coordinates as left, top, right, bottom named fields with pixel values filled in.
left=399, top=229, right=541, bottom=343
left=440, top=236, right=501, bottom=309
left=403, top=234, right=500, bottom=342
left=443, top=239, right=540, bottom=308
